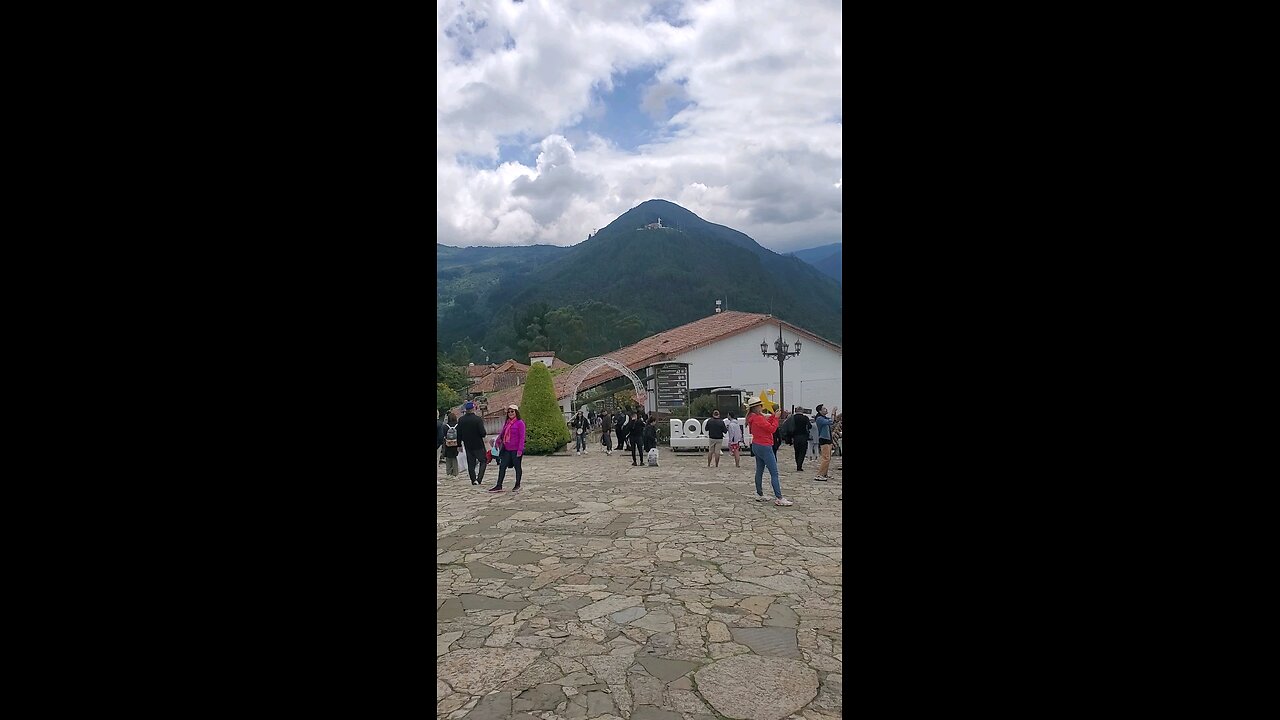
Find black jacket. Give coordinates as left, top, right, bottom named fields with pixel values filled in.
left=705, top=417, right=727, bottom=440
left=456, top=412, right=487, bottom=446
left=643, top=423, right=657, bottom=444
left=437, top=419, right=445, bottom=448
left=789, top=413, right=811, bottom=445
left=627, top=419, right=646, bottom=437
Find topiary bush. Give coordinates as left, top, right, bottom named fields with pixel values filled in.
left=520, top=363, right=572, bottom=454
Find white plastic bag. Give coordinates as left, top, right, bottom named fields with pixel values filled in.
left=646, top=448, right=659, bottom=466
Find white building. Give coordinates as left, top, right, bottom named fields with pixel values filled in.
left=528, top=351, right=558, bottom=368
left=535, top=311, right=842, bottom=415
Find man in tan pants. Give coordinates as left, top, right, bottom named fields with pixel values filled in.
left=704, top=410, right=728, bottom=468
left=814, top=404, right=835, bottom=481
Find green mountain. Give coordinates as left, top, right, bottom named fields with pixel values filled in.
left=789, top=243, right=842, bottom=283
left=436, top=199, right=842, bottom=365
left=437, top=243, right=569, bottom=351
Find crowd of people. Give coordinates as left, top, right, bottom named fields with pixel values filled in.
left=572, top=407, right=662, bottom=466
left=436, top=400, right=526, bottom=494
left=438, top=397, right=842, bottom=506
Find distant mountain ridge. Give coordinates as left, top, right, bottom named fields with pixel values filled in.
left=788, top=242, right=842, bottom=282
left=436, top=199, right=842, bottom=365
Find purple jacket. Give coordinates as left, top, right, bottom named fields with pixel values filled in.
left=498, top=419, right=526, bottom=455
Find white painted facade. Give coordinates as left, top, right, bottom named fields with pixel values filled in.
left=666, top=325, right=842, bottom=413
left=559, top=321, right=842, bottom=416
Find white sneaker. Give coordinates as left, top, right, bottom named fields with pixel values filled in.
left=754, top=493, right=768, bottom=502
left=774, top=498, right=794, bottom=506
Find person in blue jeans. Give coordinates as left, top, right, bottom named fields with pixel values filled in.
left=745, top=396, right=793, bottom=506
left=571, top=410, right=590, bottom=455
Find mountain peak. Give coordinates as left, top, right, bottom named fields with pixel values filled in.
left=611, top=199, right=703, bottom=228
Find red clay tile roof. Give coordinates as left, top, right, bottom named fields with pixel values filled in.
left=550, top=357, right=571, bottom=368
left=471, top=373, right=500, bottom=394
left=571, top=311, right=836, bottom=392
left=469, top=361, right=530, bottom=394
left=466, top=364, right=496, bottom=378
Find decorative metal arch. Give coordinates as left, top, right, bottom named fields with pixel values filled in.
left=565, top=356, right=647, bottom=407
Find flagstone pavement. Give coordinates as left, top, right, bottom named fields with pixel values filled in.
left=437, top=446, right=842, bottom=720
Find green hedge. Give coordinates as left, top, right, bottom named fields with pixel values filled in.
left=520, top=363, right=572, bottom=454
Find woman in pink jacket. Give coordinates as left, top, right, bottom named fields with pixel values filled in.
left=489, top=404, right=527, bottom=493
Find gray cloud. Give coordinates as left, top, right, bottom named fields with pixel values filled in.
left=437, top=0, right=842, bottom=252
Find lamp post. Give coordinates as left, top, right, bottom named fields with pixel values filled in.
left=760, top=321, right=801, bottom=411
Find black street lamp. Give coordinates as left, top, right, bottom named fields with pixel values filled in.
left=760, top=321, right=801, bottom=411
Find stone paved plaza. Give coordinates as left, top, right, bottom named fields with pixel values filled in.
left=436, top=445, right=842, bottom=720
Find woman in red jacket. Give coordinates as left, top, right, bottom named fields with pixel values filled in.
left=489, top=405, right=527, bottom=493
left=746, top=396, right=793, bottom=506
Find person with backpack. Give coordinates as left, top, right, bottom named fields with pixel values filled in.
left=571, top=410, right=591, bottom=456
left=442, top=413, right=461, bottom=477
left=788, top=408, right=811, bottom=472
left=456, top=401, right=488, bottom=486
left=437, top=412, right=446, bottom=466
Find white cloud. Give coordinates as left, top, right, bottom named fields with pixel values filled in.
left=437, top=0, right=842, bottom=254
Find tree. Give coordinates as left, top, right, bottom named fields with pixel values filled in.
left=437, top=382, right=462, bottom=414
left=437, top=352, right=467, bottom=389
left=688, top=394, right=718, bottom=417
left=520, top=363, right=571, bottom=454
left=546, top=306, right=586, bottom=362
left=437, top=352, right=468, bottom=413
left=450, top=338, right=474, bottom=365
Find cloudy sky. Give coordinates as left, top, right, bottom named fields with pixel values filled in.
left=437, top=0, right=842, bottom=254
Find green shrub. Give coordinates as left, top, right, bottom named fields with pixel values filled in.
left=688, top=394, right=718, bottom=418
left=520, top=363, right=572, bottom=454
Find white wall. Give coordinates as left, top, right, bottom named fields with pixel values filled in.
left=670, top=325, right=842, bottom=413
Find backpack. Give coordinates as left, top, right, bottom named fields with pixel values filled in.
left=780, top=416, right=795, bottom=444
left=647, top=448, right=659, bottom=466
left=445, top=424, right=458, bottom=447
